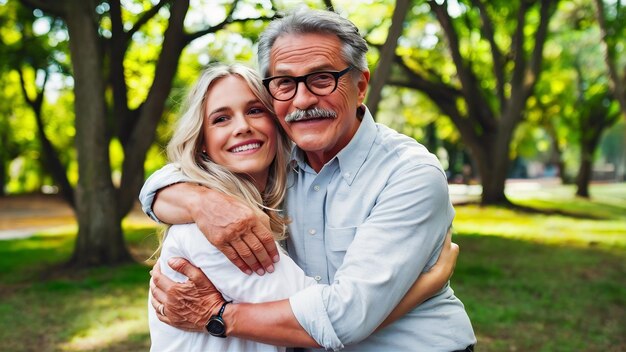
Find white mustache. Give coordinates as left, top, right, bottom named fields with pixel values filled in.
left=284, top=107, right=337, bottom=122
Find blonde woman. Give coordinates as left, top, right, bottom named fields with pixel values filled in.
left=148, top=63, right=457, bottom=352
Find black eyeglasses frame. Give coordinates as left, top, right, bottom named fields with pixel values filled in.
left=262, top=66, right=354, bottom=101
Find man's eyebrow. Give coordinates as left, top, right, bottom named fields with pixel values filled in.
left=273, top=65, right=337, bottom=76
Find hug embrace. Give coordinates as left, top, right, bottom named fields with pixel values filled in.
left=141, top=6, right=476, bottom=352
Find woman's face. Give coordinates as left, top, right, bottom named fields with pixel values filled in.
left=202, top=75, right=278, bottom=191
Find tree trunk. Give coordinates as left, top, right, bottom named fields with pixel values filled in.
left=0, top=125, right=7, bottom=196
left=575, top=147, right=592, bottom=198
left=117, top=0, right=189, bottom=217
left=367, top=0, right=411, bottom=119
left=35, top=109, right=76, bottom=208
left=466, top=133, right=510, bottom=205
left=64, top=0, right=132, bottom=266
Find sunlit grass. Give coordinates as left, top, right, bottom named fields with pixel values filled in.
left=0, top=183, right=624, bottom=351
left=0, top=227, right=157, bottom=352
left=451, top=182, right=626, bottom=351
left=454, top=205, right=626, bottom=248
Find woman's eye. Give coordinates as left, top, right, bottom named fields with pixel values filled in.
left=212, top=115, right=229, bottom=124
left=249, top=107, right=264, bottom=115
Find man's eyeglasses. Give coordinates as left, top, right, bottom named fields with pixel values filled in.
left=262, top=66, right=353, bottom=101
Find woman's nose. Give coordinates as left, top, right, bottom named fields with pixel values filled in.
left=233, top=115, right=252, bottom=136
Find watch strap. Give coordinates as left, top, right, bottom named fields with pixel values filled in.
left=217, top=301, right=231, bottom=318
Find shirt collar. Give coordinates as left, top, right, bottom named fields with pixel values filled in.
left=289, top=105, right=377, bottom=185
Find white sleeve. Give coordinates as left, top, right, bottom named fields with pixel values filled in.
left=161, top=224, right=317, bottom=303
left=139, top=163, right=191, bottom=223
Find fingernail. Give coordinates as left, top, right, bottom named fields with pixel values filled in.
left=273, top=255, right=280, bottom=263
left=267, top=265, right=275, bottom=273
left=256, top=268, right=265, bottom=276
left=245, top=269, right=253, bottom=276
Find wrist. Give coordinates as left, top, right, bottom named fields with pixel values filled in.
left=188, top=185, right=212, bottom=222
left=205, top=301, right=231, bottom=338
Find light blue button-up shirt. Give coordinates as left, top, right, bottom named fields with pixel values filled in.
left=140, top=107, right=475, bottom=351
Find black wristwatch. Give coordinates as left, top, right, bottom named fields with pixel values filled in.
left=205, top=301, right=231, bottom=338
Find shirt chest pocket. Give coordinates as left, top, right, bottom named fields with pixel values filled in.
left=324, top=226, right=357, bottom=277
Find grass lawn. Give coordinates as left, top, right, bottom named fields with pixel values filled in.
left=0, top=182, right=624, bottom=351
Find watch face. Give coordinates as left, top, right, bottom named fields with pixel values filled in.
left=207, top=318, right=226, bottom=336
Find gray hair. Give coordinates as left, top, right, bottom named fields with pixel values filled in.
left=257, top=7, right=368, bottom=78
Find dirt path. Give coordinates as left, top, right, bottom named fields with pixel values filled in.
left=0, top=194, right=153, bottom=240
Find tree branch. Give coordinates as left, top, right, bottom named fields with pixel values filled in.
left=429, top=0, right=497, bottom=131
left=392, top=56, right=484, bottom=150
left=127, top=0, right=173, bottom=42
left=525, top=0, right=555, bottom=97
left=108, top=0, right=133, bottom=144
left=118, top=0, right=189, bottom=216
left=594, top=0, right=626, bottom=119
left=323, top=0, right=335, bottom=12
left=19, top=0, right=65, bottom=17
left=470, top=0, right=505, bottom=108
left=367, top=0, right=411, bottom=118
left=508, top=0, right=528, bottom=99
left=18, top=68, right=75, bottom=207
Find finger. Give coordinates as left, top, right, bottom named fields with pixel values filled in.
left=152, top=262, right=177, bottom=293
left=168, top=257, right=205, bottom=281
left=450, top=242, right=459, bottom=260
left=219, top=244, right=254, bottom=275
left=150, top=279, right=161, bottom=311
left=241, top=233, right=274, bottom=274
left=449, top=242, right=460, bottom=277
left=253, top=223, right=280, bottom=265
left=230, top=238, right=265, bottom=275
left=151, top=278, right=168, bottom=310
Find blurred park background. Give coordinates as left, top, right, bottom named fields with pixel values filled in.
left=0, top=0, right=625, bottom=351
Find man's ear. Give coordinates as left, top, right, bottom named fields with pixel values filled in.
left=356, top=69, right=370, bottom=106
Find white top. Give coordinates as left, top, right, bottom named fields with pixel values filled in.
left=149, top=223, right=317, bottom=352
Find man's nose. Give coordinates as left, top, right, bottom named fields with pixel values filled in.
left=292, top=81, right=319, bottom=110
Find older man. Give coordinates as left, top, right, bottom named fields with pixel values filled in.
left=142, top=7, right=475, bottom=351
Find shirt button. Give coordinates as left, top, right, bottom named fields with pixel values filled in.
left=309, top=229, right=316, bottom=235
left=314, top=275, right=322, bottom=281
left=313, top=185, right=320, bottom=191
left=344, top=172, right=350, bottom=178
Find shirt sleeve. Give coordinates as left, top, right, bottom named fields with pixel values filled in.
left=289, top=164, right=454, bottom=347
left=162, top=224, right=317, bottom=304
left=138, top=163, right=191, bottom=223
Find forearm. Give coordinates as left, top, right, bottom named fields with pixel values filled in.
left=153, top=183, right=210, bottom=224
left=224, top=300, right=320, bottom=348
left=377, top=229, right=457, bottom=331
left=377, top=275, right=443, bottom=331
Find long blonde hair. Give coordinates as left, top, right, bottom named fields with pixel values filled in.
left=167, top=63, right=291, bottom=240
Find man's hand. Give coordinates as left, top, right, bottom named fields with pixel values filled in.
left=154, top=183, right=280, bottom=275
left=378, top=230, right=459, bottom=330
left=150, top=258, right=225, bottom=332
left=430, top=230, right=459, bottom=281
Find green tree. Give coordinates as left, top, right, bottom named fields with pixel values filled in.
left=528, top=0, right=622, bottom=196
left=593, top=0, right=626, bottom=119
left=386, top=0, right=559, bottom=205
left=17, top=0, right=278, bottom=266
